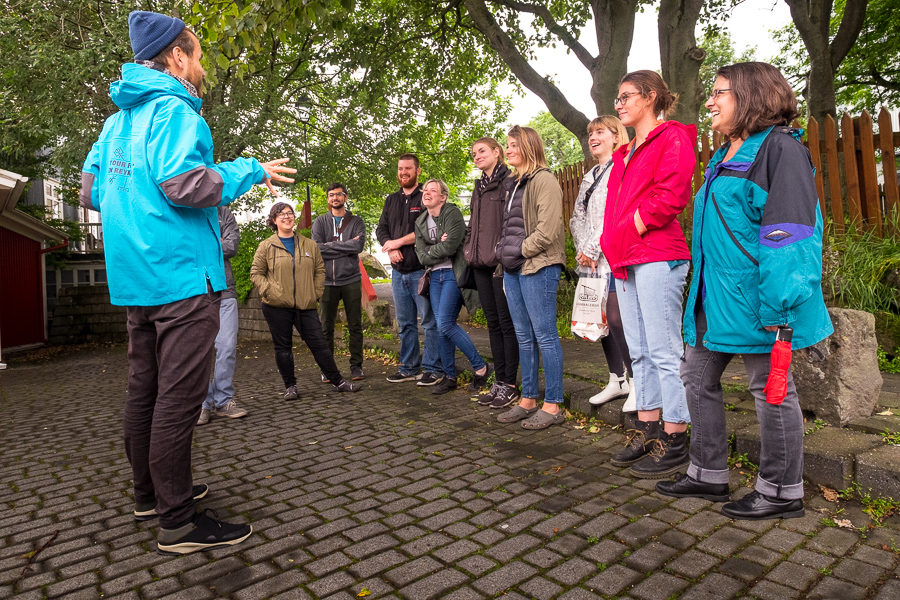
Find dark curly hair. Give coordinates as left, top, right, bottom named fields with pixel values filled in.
left=266, top=202, right=295, bottom=232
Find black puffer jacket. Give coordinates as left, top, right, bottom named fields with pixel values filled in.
left=464, top=163, right=515, bottom=268
left=496, top=177, right=528, bottom=272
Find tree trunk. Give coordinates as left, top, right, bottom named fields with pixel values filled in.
left=658, top=0, right=705, bottom=126
left=589, top=0, right=641, bottom=120
left=786, top=0, right=868, bottom=122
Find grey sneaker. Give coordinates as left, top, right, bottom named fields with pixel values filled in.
left=157, top=510, right=252, bottom=555
left=416, top=372, right=444, bottom=386
left=214, top=400, right=248, bottom=419
left=386, top=371, right=420, bottom=383
left=283, top=385, right=298, bottom=401
left=334, top=380, right=360, bottom=392
left=197, top=408, right=211, bottom=425
left=350, top=366, right=365, bottom=380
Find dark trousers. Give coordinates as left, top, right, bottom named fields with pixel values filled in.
left=262, top=303, right=343, bottom=386
left=472, top=266, right=519, bottom=385
left=320, top=281, right=363, bottom=369
left=124, top=290, right=220, bottom=529
left=601, top=290, right=632, bottom=378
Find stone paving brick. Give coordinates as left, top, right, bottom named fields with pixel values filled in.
left=583, top=564, right=642, bottom=596
left=805, top=527, right=859, bottom=556
left=306, top=551, right=352, bottom=577
left=400, top=532, right=454, bottom=556
left=442, top=586, right=486, bottom=600
left=544, top=556, right=596, bottom=586
left=832, top=556, right=886, bottom=586
left=442, top=521, right=479, bottom=538
left=547, top=533, right=589, bottom=555
left=531, top=511, right=584, bottom=538
left=757, top=527, right=807, bottom=552
left=666, top=548, right=720, bottom=579
left=656, top=528, right=696, bottom=550
left=44, top=572, right=98, bottom=597
left=519, top=575, right=564, bottom=600
left=873, top=578, right=900, bottom=600
left=343, top=533, right=399, bottom=559
left=679, top=573, right=745, bottom=599
left=457, top=555, right=498, bottom=577
left=806, top=577, right=867, bottom=599
left=575, top=512, right=628, bottom=538
left=719, top=556, right=767, bottom=582
left=677, top=512, right=730, bottom=536
left=385, top=556, right=443, bottom=586
left=851, top=543, right=895, bottom=568
left=737, top=544, right=784, bottom=567
left=766, top=560, right=820, bottom=590
left=630, top=572, right=689, bottom=600
left=398, top=568, right=469, bottom=600
left=99, top=569, right=154, bottom=596
left=558, top=589, right=604, bottom=600
left=139, top=577, right=185, bottom=599
left=483, top=534, right=540, bottom=562
left=695, top=525, right=755, bottom=557
left=623, top=541, right=677, bottom=572
left=305, top=570, right=356, bottom=598
left=613, top=516, right=669, bottom=546
left=469, top=529, right=505, bottom=545
left=787, top=548, right=835, bottom=570
left=472, top=561, right=538, bottom=596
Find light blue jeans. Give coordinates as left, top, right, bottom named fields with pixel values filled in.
left=617, top=262, right=690, bottom=423
left=391, top=269, right=441, bottom=376
left=203, top=297, right=238, bottom=410
left=430, top=268, right=486, bottom=379
left=503, top=264, right=564, bottom=403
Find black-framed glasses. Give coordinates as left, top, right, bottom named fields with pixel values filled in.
left=709, top=88, right=732, bottom=99
left=326, top=192, right=346, bottom=199
left=613, top=91, right=639, bottom=106
left=277, top=211, right=295, bottom=219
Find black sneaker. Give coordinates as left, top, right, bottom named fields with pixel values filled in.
left=478, top=382, right=502, bottom=406
left=134, top=484, right=210, bottom=521
left=333, top=380, right=360, bottom=392
left=469, top=364, right=493, bottom=391
left=283, top=385, right=298, bottom=400
left=490, top=385, right=520, bottom=409
left=350, top=366, right=365, bottom=380
left=431, top=377, right=458, bottom=395
left=417, top=372, right=444, bottom=386
left=156, top=510, right=252, bottom=555
left=386, top=371, right=420, bottom=383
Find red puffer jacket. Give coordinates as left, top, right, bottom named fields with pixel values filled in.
left=600, top=120, right=696, bottom=279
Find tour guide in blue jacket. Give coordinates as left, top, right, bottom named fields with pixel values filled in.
left=80, top=10, right=294, bottom=555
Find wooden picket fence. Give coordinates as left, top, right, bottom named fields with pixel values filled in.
left=556, top=108, right=899, bottom=237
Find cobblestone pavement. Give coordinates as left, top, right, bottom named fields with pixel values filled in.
left=1, top=340, right=898, bottom=600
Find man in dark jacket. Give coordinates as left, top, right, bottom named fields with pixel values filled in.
left=312, top=183, right=366, bottom=380
left=198, top=206, right=248, bottom=425
left=375, top=154, right=442, bottom=384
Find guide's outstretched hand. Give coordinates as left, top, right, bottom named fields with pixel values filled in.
left=260, top=158, right=297, bottom=196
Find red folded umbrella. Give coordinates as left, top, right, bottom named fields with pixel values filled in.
left=763, top=327, right=793, bottom=405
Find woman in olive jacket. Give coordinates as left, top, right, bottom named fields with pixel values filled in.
left=463, top=137, right=519, bottom=409
left=495, top=125, right=567, bottom=430
left=415, top=180, right=491, bottom=396
left=250, top=202, right=359, bottom=399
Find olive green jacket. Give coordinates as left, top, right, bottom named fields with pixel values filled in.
left=414, top=202, right=479, bottom=311
left=250, top=233, right=325, bottom=310
left=521, top=168, right=566, bottom=275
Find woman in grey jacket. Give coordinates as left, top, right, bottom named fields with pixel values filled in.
left=414, top=180, right=491, bottom=395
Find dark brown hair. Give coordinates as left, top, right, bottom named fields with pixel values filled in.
left=266, top=202, right=295, bottom=232
left=398, top=153, right=420, bottom=169
left=619, top=70, right=678, bottom=118
left=151, top=28, right=197, bottom=65
left=506, top=125, right=548, bottom=179
left=714, top=62, right=799, bottom=139
left=472, top=136, right=506, bottom=165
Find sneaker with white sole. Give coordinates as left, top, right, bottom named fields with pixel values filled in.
left=386, top=371, right=421, bottom=383
left=214, top=400, right=248, bottom=419
left=622, top=378, right=637, bottom=412
left=416, top=372, right=444, bottom=386
left=197, top=408, right=211, bottom=426
left=156, top=510, right=252, bottom=555
left=134, top=483, right=210, bottom=521
left=589, top=373, right=629, bottom=406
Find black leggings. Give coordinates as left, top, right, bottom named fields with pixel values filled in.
left=472, top=266, right=519, bottom=385
left=601, top=291, right=632, bottom=378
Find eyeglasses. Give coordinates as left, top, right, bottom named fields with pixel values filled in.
left=327, top=192, right=346, bottom=199
left=613, top=91, right=639, bottom=107
left=277, top=211, right=295, bottom=219
left=709, top=88, right=732, bottom=99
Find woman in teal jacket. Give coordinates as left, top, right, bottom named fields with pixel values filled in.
left=656, top=62, right=833, bottom=520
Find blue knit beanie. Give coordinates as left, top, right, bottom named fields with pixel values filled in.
left=128, top=11, right=186, bottom=61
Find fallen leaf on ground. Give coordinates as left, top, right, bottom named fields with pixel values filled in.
left=834, top=518, right=854, bottom=529
left=877, top=409, right=894, bottom=416
left=357, top=589, right=371, bottom=597
left=820, top=485, right=839, bottom=502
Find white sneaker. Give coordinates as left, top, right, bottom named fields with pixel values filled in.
left=622, top=378, right=637, bottom=412
left=589, top=373, right=629, bottom=406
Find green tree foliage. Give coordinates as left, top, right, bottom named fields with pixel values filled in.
left=526, top=111, right=584, bottom=170
left=0, top=0, right=509, bottom=218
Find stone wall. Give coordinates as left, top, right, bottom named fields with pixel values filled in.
left=237, top=289, right=275, bottom=341
left=48, top=285, right=127, bottom=345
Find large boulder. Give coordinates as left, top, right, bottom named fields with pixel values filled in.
left=360, top=252, right=389, bottom=279
left=792, top=307, right=883, bottom=426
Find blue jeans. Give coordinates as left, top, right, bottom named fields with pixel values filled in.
left=203, top=297, right=238, bottom=410
left=617, top=261, right=690, bottom=423
left=503, top=264, right=564, bottom=403
left=391, top=269, right=441, bottom=376
left=430, top=268, right=485, bottom=379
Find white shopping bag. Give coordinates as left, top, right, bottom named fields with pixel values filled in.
left=570, top=272, right=609, bottom=342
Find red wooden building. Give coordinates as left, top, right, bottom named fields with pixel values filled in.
left=0, top=168, right=66, bottom=367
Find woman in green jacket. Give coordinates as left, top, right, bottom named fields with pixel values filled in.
left=250, top=202, right=359, bottom=399
left=414, top=180, right=491, bottom=395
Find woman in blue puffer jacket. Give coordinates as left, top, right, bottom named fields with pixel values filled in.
left=656, top=62, right=833, bottom=520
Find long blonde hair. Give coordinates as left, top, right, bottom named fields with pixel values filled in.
left=507, top=125, right=548, bottom=179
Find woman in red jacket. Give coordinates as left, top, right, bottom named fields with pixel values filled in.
left=600, top=70, right=695, bottom=478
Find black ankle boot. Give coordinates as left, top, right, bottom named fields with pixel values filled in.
left=656, top=473, right=729, bottom=502
left=610, top=419, right=660, bottom=467
left=629, top=430, right=689, bottom=479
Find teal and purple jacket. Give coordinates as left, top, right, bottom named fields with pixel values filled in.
left=80, top=63, right=265, bottom=306
left=683, top=126, right=833, bottom=353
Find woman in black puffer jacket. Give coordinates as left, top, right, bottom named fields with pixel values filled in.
left=463, top=137, right=520, bottom=409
